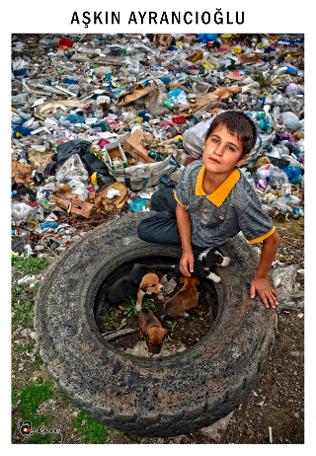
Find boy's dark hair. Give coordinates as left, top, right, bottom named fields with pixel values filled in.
left=205, top=110, right=257, bottom=156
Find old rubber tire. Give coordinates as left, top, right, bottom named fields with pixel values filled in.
left=34, top=212, right=277, bottom=437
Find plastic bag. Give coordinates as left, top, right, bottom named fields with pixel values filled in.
left=56, top=154, right=89, bottom=183
left=280, top=112, right=303, bottom=131
left=182, top=118, right=213, bottom=159
left=129, top=197, right=150, bottom=212
left=255, top=164, right=289, bottom=190
left=109, top=155, right=178, bottom=191
left=271, top=194, right=301, bottom=208
left=68, top=179, right=88, bottom=200
left=36, top=182, right=56, bottom=201
left=167, top=89, right=188, bottom=106
left=282, top=165, right=302, bottom=184
left=12, top=202, right=35, bottom=222
left=271, top=264, right=299, bottom=292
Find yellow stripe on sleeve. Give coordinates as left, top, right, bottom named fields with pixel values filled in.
left=173, top=191, right=185, bottom=208
left=248, top=226, right=276, bottom=244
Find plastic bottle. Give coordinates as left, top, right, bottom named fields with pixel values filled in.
left=163, top=100, right=174, bottom=110
left=172, top=116, right=187, bottom=124
left=148, top=150, right=164, bottom=161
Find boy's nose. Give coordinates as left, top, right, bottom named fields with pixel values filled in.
left=214, top=144, right=225, bottom=156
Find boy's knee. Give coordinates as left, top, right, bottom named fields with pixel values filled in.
left=137, top=219, right=151, bottom=242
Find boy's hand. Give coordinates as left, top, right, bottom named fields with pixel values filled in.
left=250, top=277, right=278, bottom=309
left=180, top=249, right=194, bottom=277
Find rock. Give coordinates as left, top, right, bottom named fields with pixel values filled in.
left=17, top=275, right=38, bottom=285
left=160, top=275, right=177, bottom=295
left=199, top=411, right=235, bottom=441
left=20, top=328, right=32, bottom=338
left=125, top=338, right=186, bottom=358
left=277, top=297, right=304, bottom=310
left=290, top=351, right=300, bottom=358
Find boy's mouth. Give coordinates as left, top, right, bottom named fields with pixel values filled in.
left=208, top=157, right=222, bottom=164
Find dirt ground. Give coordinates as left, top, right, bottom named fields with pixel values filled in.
left=11, top=218, right=304, bottom=444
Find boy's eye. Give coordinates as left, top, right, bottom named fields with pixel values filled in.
left=211, top=138, right=219, bottom=143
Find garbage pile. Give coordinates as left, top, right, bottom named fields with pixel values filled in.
left=11, top=33, right=304, bottom=257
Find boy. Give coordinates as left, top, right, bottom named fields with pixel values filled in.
left=137, top=111, right=281, bottom=309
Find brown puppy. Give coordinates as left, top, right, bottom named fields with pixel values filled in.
left=164, top=276, right=200, bottom=318
left=136, top=273, right=163, bottom=312
left=139, top=308, right=168, bottom=354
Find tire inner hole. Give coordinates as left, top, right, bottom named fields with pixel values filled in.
left=94, top=255, right=219, bottom=358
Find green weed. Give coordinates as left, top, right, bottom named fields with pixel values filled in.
left=12, top=256, right=48, bottom=275
left=12, top=298, right=34, bottom=328
left=143, top=298, right=158, bottom=310
left=14, top=342, right=32, bottom=355
left=12, top=281, right=41, bottom=329
left=123, top=298, right=138, bottom=317
left=74, top=411, right=108, bottom=444
left=18, top=379, right=54, bottom=428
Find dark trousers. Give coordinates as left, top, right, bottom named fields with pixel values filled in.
left=137, top=187, right=181, bottom=245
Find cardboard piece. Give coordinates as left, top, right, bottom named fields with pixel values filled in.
left=70, top=198, right=96, bottom=219
left=124, top=130, right=156, bottom=163
left=117, top=83, right=155, bottom=107
left=95, top=182, right=128, bottom=212
left=173, top=85, right=241, bottom=117
left=103, top=141, right=128, bottom=169
left=28, top=150, right=53, bottom=170
left=49, top=194, right=95, bottom=218
left=11, top=160, right=34, bottom=185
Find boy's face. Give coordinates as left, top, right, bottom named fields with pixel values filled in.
left=202, top=124, right=246, bottom=175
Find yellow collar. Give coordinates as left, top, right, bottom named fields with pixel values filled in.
left=195, top=165, right=240, bottom=207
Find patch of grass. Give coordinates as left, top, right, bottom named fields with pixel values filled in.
left=14, top=342, right=32, bottom=355
left=12, top=282, right=29, bottom=301
left=12, top=281, right=41, bottom=329
left=12, top=256, right=48, bottom=275
left=33, top=356, right=44, bottom=369
left=123, top=298, right=138, bottom=317
left=17, top=379, right=54, bottom=428
left=74, top=411, right=108, bottom=444
left=143, top=298, right=158, bottom=310
left=98, top=306, right=122, bottom=333
left=12, top=298, right=34, bottom=328
left=123, top=296, right=158, bottom=318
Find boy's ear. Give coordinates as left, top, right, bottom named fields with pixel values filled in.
left=237, top=154, right=248, bottom=167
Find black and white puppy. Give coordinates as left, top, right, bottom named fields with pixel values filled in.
left=194, top=247, right=230, bottom=283
left=171, top=247, right=230, bottom=284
